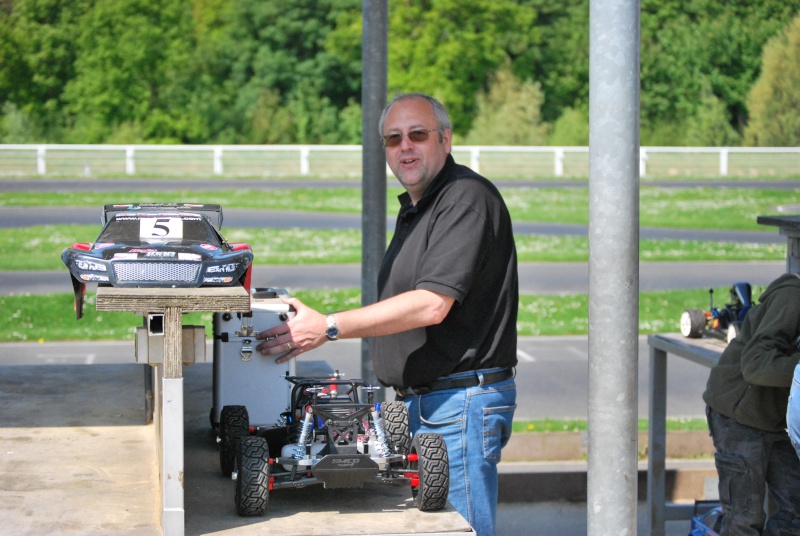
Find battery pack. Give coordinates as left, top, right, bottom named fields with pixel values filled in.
left=211, top=288, right=296, bottom=427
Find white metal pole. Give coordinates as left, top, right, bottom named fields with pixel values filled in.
left=587, top=1, right=641, bottom=535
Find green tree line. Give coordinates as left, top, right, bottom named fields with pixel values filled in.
left=1, top=0, right=799, bottom=146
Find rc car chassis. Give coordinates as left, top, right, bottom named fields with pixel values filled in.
left=680, top=282, right=753, bottom=344
left=217, top=372, right=450, bottom=517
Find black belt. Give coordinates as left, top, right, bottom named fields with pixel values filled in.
left=395, top=368, right=514, bottom=397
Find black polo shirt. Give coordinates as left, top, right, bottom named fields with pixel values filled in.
left=373, top=154, right=519, bottom=388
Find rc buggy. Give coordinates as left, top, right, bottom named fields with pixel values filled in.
left=679, top=282, right=754, bottom=343
left=217, top=372, right=450, bottom=517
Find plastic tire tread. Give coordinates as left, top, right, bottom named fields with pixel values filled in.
left=382, top=401, right=411, bottom=455
left=220, top=405, right=249, bottom=477
left=409, top=433, right=449, bottom=511
left=235, top=436, right=270, bottom=516
left=680, top=309, right=706, bottom=339
left=726, top=323, right=740, bottom=344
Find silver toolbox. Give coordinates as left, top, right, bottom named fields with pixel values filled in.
left=212, top=288, right=295, bottom=427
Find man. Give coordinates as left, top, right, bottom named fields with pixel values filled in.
left=255, top=93, right=518, bottom=536
left=703, top=272, right=800, bottom=535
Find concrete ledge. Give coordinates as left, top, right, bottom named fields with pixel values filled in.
left=498, top=432, right=718, bottom=505
left=498, top=460, right=718, bottom=504
left=502, top=430, right=714, bottom=462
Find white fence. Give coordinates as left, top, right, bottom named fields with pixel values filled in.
left=0, top=144, right=798, bottom=179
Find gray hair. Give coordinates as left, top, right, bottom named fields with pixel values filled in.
left=378, top=93, right=452, bottom=138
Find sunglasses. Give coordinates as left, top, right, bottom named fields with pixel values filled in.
left=381, top=128, right=438, bottom=148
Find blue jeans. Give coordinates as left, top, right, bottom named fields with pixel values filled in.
left=707, top=406, right=800, bottom=535
left=398, top=368, right=516, bottom=536
left=789, top=364, right=800, bottom=461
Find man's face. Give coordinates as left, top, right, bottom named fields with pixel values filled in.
left=382, top=97, right=452, bottom=204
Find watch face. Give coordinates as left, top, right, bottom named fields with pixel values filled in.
left=326, top=327, right=339, bottom=340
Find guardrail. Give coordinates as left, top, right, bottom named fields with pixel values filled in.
left=0, top=144, right=798, bottom=178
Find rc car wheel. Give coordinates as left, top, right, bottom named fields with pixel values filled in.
left=220, top=405, right=249, bottom=477
left=680, top=309, right=706, bottom=338
left=409, top=433, right=449, bottom=512
left=382, top=401, right=411, bottom=455
left=726, top=323, right=740, bottom=344
left=235, top=436, right=270, bottom=516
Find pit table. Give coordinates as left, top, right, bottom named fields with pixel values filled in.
left=757, top=214, right=800, bottom=273
left=96, top=286, right=250, bottom=535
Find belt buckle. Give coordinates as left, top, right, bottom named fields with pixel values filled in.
left=395, top=385, right=430, bottom=397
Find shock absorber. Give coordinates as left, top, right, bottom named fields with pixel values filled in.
left=293, top=405, right=314, bottom=459
left=370, top=402, right=392, bottom=457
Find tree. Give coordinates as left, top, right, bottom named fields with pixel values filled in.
left=744, top=14, right=800, bottom=147
left=639, top=0, right=800, bottom=145
left=462, top=65, right=548, bottom=146
left=515, top=0, right=588, bottom=125
left=549, top=107, right=588, bottom=146
left=0, top=0, right=92, bottom=140
left=386, top=0, right=540, bottom=135
left=61, top=0, right=196, bottom=142
left=685, top=86, right=740, bottom=147
left=191, top=0, right=362, bottom=143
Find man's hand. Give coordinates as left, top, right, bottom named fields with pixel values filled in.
left=255, top=297, right=328, bottom=364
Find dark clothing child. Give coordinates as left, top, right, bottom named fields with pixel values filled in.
left=703, top=273, right=800, bottom=535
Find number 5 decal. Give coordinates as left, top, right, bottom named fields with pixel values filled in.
left=140, top=217, right=183, bottom=239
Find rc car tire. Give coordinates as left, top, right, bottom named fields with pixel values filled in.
left=680, top=309, right=706, bottom=338
left=220, top=405, right=249, bottom=477
left=382, top=401, right=411, bottom=455
left=409, top=433, right=449, bottom=512
left=726, top=323, right=740, bottom=344
left=235, top=436, right=270, bottom=516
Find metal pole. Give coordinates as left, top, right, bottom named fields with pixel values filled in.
left=587, top=0, right=641, bottom=534
left=361, top=0, right=388, bottom=394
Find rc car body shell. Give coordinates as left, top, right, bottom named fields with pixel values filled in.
left=61, top=203, right=252, bottom=319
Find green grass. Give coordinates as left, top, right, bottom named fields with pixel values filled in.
left=0, top=185, right=794, bottom=231
left=0, top=285, right=763, bottom=342
left=512, top=417, right=709, bottom=433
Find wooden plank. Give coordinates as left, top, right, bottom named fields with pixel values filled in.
left=96, top=286, right=250, bottom=313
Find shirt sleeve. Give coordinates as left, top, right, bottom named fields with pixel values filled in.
left=414, top=201, right=492, bottom=304
left=740, top=288, right=800, bottom=387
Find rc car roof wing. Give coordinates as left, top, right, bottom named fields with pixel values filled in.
left=102, top=203, right=224, bottom=229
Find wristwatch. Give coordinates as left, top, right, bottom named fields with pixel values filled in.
left=325, top=314, right=340, bottom=341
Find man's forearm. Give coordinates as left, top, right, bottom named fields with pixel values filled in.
left=335, top=289, right=454, bottom=339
